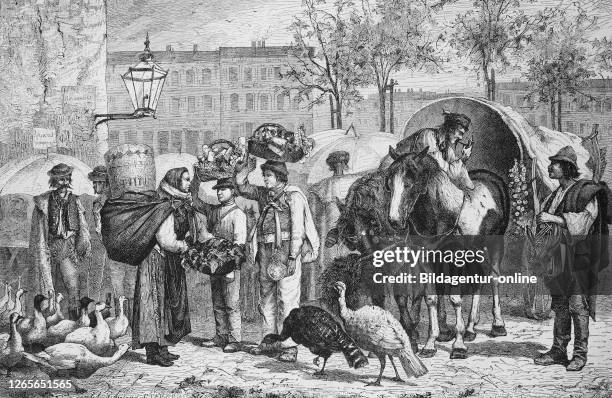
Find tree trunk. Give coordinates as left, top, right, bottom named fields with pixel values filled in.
left=335, top=97, right=343, bottom=129
left=550, top=96, right=557, bottom=130
left=490, top=68, right=496, bottom=101
left=378, top=87, right=386, bottom=132
left=557, top=92, right=562, bottom=131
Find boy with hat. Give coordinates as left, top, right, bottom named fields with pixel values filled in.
left=533, top=145, right=609, bottom=371
left=30, top=163, right=91, bottom=320
left=396, top=110, right=475, bottom=191
left=88, top=165, right=136, bottom=324
left=200, top=177, right=247, bottom=353
left=234, top=158, right=319, bottom=362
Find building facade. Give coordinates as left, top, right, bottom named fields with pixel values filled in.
left=496, top=79, right=612, bottom=136
left=106, top=43, right=315, bottom=155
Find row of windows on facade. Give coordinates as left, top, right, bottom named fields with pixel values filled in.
left=500, top=92, right=612, bottom=113
left=107, top=121, right=301, bottom=152
left=111, top=66, right=285, bottom=88
left=110, top=93, right=301, bottom=114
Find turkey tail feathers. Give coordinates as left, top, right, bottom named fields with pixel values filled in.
left=398, top=349, right=428, bottom=378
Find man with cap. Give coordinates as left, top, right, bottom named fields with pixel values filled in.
left=533, top=146, right=609, bottom=371
left=30, top=163, right=91, bottom=320
left=396, top=111, right=475, bottom=191
left=200, top=177, right=247, bottom=353
left=234, top=158, right=319, bottom=362
left=88, top=166, right=136, bottom=324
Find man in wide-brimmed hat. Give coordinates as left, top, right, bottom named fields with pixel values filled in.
left=395, top=110, right=475, bottom=191
left=88, top=165, right=136, bottom=324
left=533, top=145, right=609, bottom=371
left=30, top=163, right=91, bottom=320
left=200, top=177, right=247, bottom=353
left=234, top=158, right=319, bottom=362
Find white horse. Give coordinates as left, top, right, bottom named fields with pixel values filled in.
left=386, top=146, right=510, bottom=359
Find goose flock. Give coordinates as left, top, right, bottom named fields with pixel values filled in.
left=0, top=282, right=130, bottom=375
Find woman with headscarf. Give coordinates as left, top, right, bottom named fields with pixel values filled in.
left=131, top=167, right=196, bottom=367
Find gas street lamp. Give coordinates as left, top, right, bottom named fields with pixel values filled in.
left=94, top=33, right=168, bottom=126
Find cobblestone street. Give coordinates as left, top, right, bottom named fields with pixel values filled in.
left=2, top=295, right=612, bottom=398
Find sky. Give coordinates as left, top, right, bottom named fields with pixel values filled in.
left=107, top=0, right=612, bottom=96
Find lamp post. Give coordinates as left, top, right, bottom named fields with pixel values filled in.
left=94, top=33, right=168, bottom=126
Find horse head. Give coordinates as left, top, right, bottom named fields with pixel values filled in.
left=326, top=195, right=389, bottom=253
left=386, top=146, right=432, bottom=228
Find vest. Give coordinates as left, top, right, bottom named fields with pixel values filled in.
left=48, top=191, right=80, bottom=238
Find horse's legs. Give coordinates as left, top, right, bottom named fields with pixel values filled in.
left=465, top=284, right=481, bottom=342
left=436, top=288, right=455, bottom=342
left=449, top=293, right=468, bottom=359
left=419, top=294, right=439, bottom=358
left=395, top=293, right=419, bottom=353
left=489, top=243, right=507, bottom=337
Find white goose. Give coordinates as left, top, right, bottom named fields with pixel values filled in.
left=0, top=313, right=25, bottom=375
left=17, top=294, right=48, bottom=349
left=0, top=288, right=26, bottom=328
left=46, top=297, right=94, bottom=346
left=0, top=282, right=12, bottom=314
left=23, top=343, right=129, bottom=374
left=65, top=302, right=112, bottom=356
left=105, top=296, right=129, bottom=346
left=45, top=292, right=64, bottom=327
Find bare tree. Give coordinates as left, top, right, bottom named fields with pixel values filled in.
left=450, top=0, right=556, bottom=101
left=355, top=0, right=449, bottom=132
left=284, top=0, right=368, bottom=129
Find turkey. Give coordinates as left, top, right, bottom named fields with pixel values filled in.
left=261, top=306, right=368, bottom=375
left=334, top=281, right=427, bottom=386
left=23, top=343, right=129, bottom=377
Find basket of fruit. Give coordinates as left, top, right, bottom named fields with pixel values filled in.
left=194, top=139, right=249, bottom=181
left=247, top=123, right=314, bottom=163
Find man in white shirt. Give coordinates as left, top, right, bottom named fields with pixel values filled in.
left=201, top=177, right=247, bottom=353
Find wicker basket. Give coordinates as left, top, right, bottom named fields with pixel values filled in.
left=194, top=139, right=242, bottom=181
left=247, top=123, right=310, bottom=163
left=104, top=144, right=156, bottom=198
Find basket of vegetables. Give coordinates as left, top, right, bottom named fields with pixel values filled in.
left=247, top=123, right=314, bottom=163
left=194, top=139, right=250, bottom=181
left=181, top=237, right=246, bottom=276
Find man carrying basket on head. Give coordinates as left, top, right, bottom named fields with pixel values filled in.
left=234, top=157, right=319, bottom=363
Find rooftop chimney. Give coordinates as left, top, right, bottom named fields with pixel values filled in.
left=166, top=44, right=172, bottom=52
left=193, top=44, right=198, bottom=52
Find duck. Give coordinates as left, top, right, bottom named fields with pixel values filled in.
left=0, top=313, right=25, bottom=375
left=23, top=343, right=129, bottom=375
left=334, top=281, right=427, bottom=386
left=46, top=297, right=95, bottom=346
left=65, top=302, right=112, bottom=356
left=105, top=296, right=129, bottom=346
left=0, top=282, right=12, bottom=314
left=45, top=292, right=64, bottom=327
left=17, top=294, right=48, bottom=350
left=0, top=288, right=26, bottom=329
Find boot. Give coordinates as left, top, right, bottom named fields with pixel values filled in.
left=534, top=308, right=570, bottom=366
left=567, top=313, right=589, bottom=371
left=145, top=343, right=173, bottom=367
left=159, top=345, right=180, bottom=361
